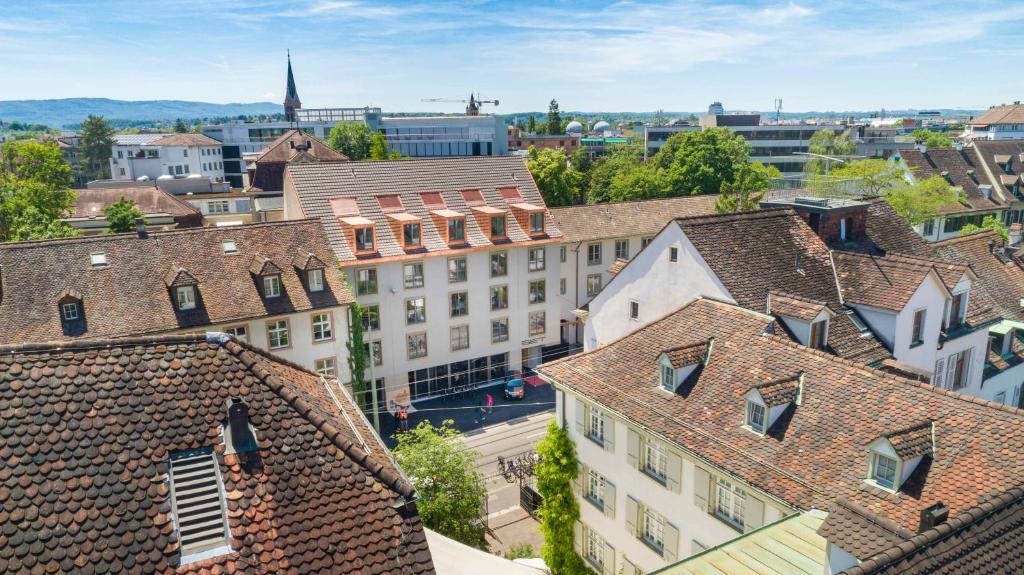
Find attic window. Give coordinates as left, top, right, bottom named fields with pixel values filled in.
left=354, top=226, right=375, bottom=252
left=746, top=400, right=766, bottom=433
left=169, top=448, right=231, bottom=561
left=221, top=240, right=237, bottom=255
left=176, top=286, right=197, bottom=310
left=867, top=421, right=933, bottom=492
left=90, top=252, right=108, bottom=268
left=263, top=275, right=282, bottom=298
left=871, top=453, right=898, bottom=490
left=529, top=212, right=545, bottom=234
left=61, top=301, right=80, bottom=321
left=660, top=365, right=674, bottom=391
left=308, top=268, right=324, bottom=292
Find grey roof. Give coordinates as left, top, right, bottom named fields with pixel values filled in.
left=113, top=134, right=169, bottom=145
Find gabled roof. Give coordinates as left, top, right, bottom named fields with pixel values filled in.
left=538, top=297, right=1024, bottom=533
left=148, top=133, right=222, bottom=147
left=832, top=251, right=966, bottom=311
left=660, top=340, right=709, bottom=368
left=934, top=230, right=1024, bottom=322
left=879, top=420, right=933, bottom=459
left=549, top=195, right=718, bottom=243
left=0, top=220, right=353, bottom=344
left=286, top=156, right=561, bottom=262
left=69, top=186, right=202, bottom=220
left=751, top=375, right=801, bottom=407
left=249, top=130, right=348, bottom=194
left=768, top=291, right=830, bottom=322
left=0, top=334, right=434, bottom=573
left=898, top=148, right=1008, bottom=214
left=970, top=103, right=1024, bottom=126
left=973, top=140, right=1024, bottom=199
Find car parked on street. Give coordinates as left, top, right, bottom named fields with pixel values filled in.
left=504, top=378, right=526, bottom=400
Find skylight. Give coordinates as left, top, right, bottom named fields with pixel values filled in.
left=169, top=448, right=231, bottom=562
left=90, top=252, right=108, bottom=268
left=845, top=308, right=871, bottom=335
left=221, top=240, right=237, bottom=255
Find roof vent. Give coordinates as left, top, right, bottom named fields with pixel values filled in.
left=918, top=502, right=949, bottom=533
left=223, top=397, right=258, bottom=455
left=135, top=218, right=147, bottom=238
left=169, top=449, right=231, bottom=559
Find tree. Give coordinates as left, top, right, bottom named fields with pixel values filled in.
left=0, top=140, right=77, bottom=242
left=78, top=115, right=115, bottom=181
left=653, top=128, right=750, bottom=196
left=527, top=146, right=581, bottom=207
left=715, top=162, right=778, bottom=213
left=830, top=158, right=904, bottom=197
left=326, top=121, right=372, bottom=160
left=104, top=197, right=143, bottom=233
left=803, top=129, right=856, bottom=175
left=535, top=421, right=589, bottom=575
left=960, top=215, right=1010, bottom=243
left=547, top=99, right=562, bottom=136
left=369, top=132, right=390, bottom=160
left=587, top=143, right=645, bottom=204
left=568, top=147, right=593, bottom=197
left=608, top=164, right=666, bottom=202
left=173, top=118, right=189, bottom=133
left=527, top=114, right=537, bottom=134
left=910, top=129, right=952, bottom=149
left=347, top=300, right=369, bottom=412
left=885, top=175, right=963, bottom=225
left=1, top=140, right=73, bottom=189
left=393, top=420, right=487, bottom=548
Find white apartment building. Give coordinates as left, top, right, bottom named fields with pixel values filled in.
left=966, top=102, right=1024, bottom=140
left=283, top=156, right=562, bottom=411
left=110, top=133, right=225, bottom=182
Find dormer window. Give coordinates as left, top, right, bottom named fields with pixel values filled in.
left=263, top=275, right=281, bottom=298
left=948, top=291, right=967, bottom=329
left=308, top=268, right=324, bottom=292
left=61, top=301, right=80, bottom=321
left=176, top=286, right=196, bottom=310
left=529, top=212, right=544, bottom=234
left=491, top=215, right=506, bottom=238
left=746, top=400, right=766, bottom=433
left=355, top=226, right=375, bottom=252
left=866, top=421, right=933, bottom=492
left=871, top=453, right=898, bottom=490
left=809, top=319, right=827, bottom=349
left=448, top=217, right=466, bottom=243
left=657, top=339, right=712, bottom=392
left=660, top=365, right=674, bottom=391
left=403, top=222, right=422, bottom=247
left=744, top=374, right=802, bottom=435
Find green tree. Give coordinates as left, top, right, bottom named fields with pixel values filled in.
left=803, top=129, right=856, bottom=174
left=0, top=140, right=77, bottom=242
left=78, top=115, right=115, bottom=181
left=547, top=99, right=562, bottom=136
left=527, top=114, right=537, bottom=134
left=535, top=421, right=589, bottom=575
left=587, top=143, right=645, bottom=204
left=104, top=197, right=143, bottom=234
left=715, top=162, right=778, bottom=213
left=886, top=175, right=963, bottom=225
left=347, top=300, right=369, bottom=412
left=910, top=129, right=952, bottom=149
left=527, top=146, right=581, bottom=207
left=960, top=215, right=1010, bottom=243
left=608, top=164, right=666, bottom=202
left=568, top=147, right=594, bottom=197
left=393, top=420, right=487, bottom=548
left=653, top=128, right=750, bottom=196
left=830, top=158, right=904, bottom=197
left=326, top=121, right=372, bottom=160
left=173, top=118, right=189, bottom=133
left=1, top=140, right=73, bottom=189
left=369, top=132, right=390, bottom=160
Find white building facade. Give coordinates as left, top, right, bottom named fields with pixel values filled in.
left=110, top=133, right=225, bottom=182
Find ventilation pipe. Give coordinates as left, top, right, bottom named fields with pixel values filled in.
left=224, top=397, right=258, bottom=455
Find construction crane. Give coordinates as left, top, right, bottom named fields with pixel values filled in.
left=421, top=93, right=499, bottom=116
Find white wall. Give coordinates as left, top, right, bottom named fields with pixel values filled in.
left=825, top=542, right=860, bottom=575
left=980, top=363, right=1024, bottom=406
left=890, top=274, right=947, bottom=370
left=110, top=144, right=224, bottom=181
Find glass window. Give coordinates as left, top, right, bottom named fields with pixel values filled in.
left=528, top=279, right=546, bottom=304
left=912, top=309, right=926, bottom=345
left=450, top=325, right=470, bottom=351
left=644, top=439, right=667, bottom=480
left=314, top=358, right=336, bottom=377
left=450, top=291, right=469, bottom=317
left=406, top=297, right=426, bottom=324
left=614, top=239, right=629, bottom=260
left=747, top=401, right=766, bottom=432
left=403, top=222, right=421, bottom=246
left=448, top=257, right=467, bottom=283
left=661, top=365, right=674, bottom=390
left=560, top=246, right=567, bottom=263
left=586, top=274, right=602, bottom=297
left=407, top=333, right=428, bottom=359
left=263, top=275, right=281, bottom=298
left=873, top=453, right=898, bottom=489
left=208, top=200, right=230, bottom=214
left=630, top=300, right=639, bottom=320
left=490, top=251, right=507, bottom=277
left=810, top=320, right=827, bottom=349
left=61, top=302, right=80, bottom=321
left=403, top=262, right=425, bottom=289
left=642, top=507, right=666, bottom=550
left=949, top=292, right=967, bottom=329
left=587, top=469, right=605, bottom=507
left=642, top=237, right=653, bottom=248
left=560, top=278, right=566, bottom=295
left=312, top=313, right=333, bottom=341
left=715, top=478, right=746, bottom=528
left=587, top=243, right=602, bottom=266
left=529, top=311, right=546, bottom=335
left=355, top=226, right=375, bottom=252
left=669, top=247, right=679, bottom=262
left=361, top=304, right=380, bottom=330
left=363, top=340, right=383, bottom=366
left=448, top=218, right=465, bottom=242
left=224, top=325, right=247, bottom=341
left=529, top=212, right=545, bottom=233
left=528, top=247, right=546, bottom=271
left=490, top=285, right=508, bottom=310
left=267, top=320, right=289, bottom=349
left=176, top=286, right=196, bottom=310
left=491, top=318, right=509, bottom=343
left=356, top=268, right=377, bottom=295
left=307, top=268, right=324, bottom=292
left=587, top=407, right=604, bottom=442
left=491, top=215, right=506, bottom=238
left=585, top=525, right=604, bottom=566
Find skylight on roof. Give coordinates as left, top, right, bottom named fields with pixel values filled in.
left=90, top=252, right=108, bottom=268
left=222, top=240, right=237, bottom=255
left=845, top=308, right=871, bottom=335
left=169, top=448, right=232, bottom=562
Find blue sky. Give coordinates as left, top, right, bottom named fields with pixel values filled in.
left=3, top=0, right=1024, bottom=113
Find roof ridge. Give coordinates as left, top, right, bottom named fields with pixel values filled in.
left=674, top=207, right=794, bottom=225
left=882, top=419, right=934, bottom=438
left=0, top=332, right=208, bottom=356
left=832, top=495, right=917, bottom=540
left=549, top=194, right=719, bottom=213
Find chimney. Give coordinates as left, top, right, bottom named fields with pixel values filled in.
left=918, top=502, right=949, bottom=533
left=953, top=141, right=964, bottom=152
left=135, top=218, right=147, bottom=238
left=989, top=238, right=996, bottom=253
left=224, top=397, right=259, bottom=455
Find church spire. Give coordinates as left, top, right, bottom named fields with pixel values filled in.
left=283, top=50, right=301, bottom=123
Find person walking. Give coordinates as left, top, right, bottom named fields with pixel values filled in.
left=486, top=393, right=494, bottom=414
left=397, top=406, right=409, bottom=432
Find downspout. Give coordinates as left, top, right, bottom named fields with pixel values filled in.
left=574, top=241, right=583, bottom=343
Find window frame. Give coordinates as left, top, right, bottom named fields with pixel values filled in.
left=587, top=407, right=605, bottom=445
left=911, top=308, right=927, bottom=346
left=528, top=279, right=546, bottom=304
left=629, top=300, right=639, bottom=321
left=746, top=400, right=766, bottom=433
left=643, top=438, right=668, bottom=483
left=614, top=238, right=629, bottom=260
left=528, top=310, right=546, bottom=336
left=586, top=274, right=602, bottom=297
left=363, top=339, right=383, bottom=367
left=490, top=215, right=506, bottom=238
left=263, top=275, right=282, bottom=299
left=641, top=506, right=666, bottom=552
left=362, top=304, right=381, bottom=331
left=449, top=291, right=469, bottom=317
left=587, top=243, right=602, bottom=266
left=669, top=247, right=679, bottom=262
left=809, top=319, right=827, bottom=349
left=714, top=478, right=746, bottom=530
left=490, top=285, right=509, bottom=311
left=405, top=296, right=427, bottom=325
left=871, top=452, right=899, bottom=490
left=403, top=222, right=422, bottom=247
left=407, top=332, right=428, bottom=360
left=490, top=251, right=508, bottom=277
left=307, top=268, right=325, bottom=292
left=311, top=312, right=333, bottom=342
left=529, top=212, right=545, bottom=233
left=224, top=325, right=247, bottom=341
left=266, top=319, right=290, bottom=349
left=450, top=324, right=470, bottom=351
left=403, top=262, right=425, bottom=289
left=660, top=364, right=674, bottom=391
left=355, top=267, right=378, bottom=296
left=528, top=247, right=546, bottom=272
left=491, top=317, right=510, bottom=343
left=61, top=301, right=80, bottom=321
left=354, top=225, right=375, bottom=252
left=447, top=217, right=466, bottom=243
left=314, top=357, right=337, bottom=377
left=586, top=469, right=605, bottom=509
left=447, top=256, right=468, bottom=283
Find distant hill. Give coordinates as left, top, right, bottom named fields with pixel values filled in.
left=0, top=98, right=282, bottom=128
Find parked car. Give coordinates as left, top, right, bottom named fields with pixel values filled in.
left=504, top=378, right=526, bottom=399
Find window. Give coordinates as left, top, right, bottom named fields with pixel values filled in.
left=450, top=325, right=469, bottom=351
left=406, top=297, right=426, bottom=324
left=263, top=275, right=281, bottom=298
left=447, top=218, right=465, bottom=242
left=407, top=333, right=428, bottom=359
left=314, top=358, right=336, bottom=377
left=669, top=247, right=678, bottom=262
left=491, top=318, right=509, bottom=343
left=615, top=239, right=630, bottom=260
left=355, top=226, right=375, bottom=252
left=660, top=365, right=674, bottom=391
left=995, top=391, right=1007, bottom=405
left=450, top=291, right=469, bottom=317
left=560, top=246, right=567, bottom=263
left=872, top=453, right=898, bottom=490
left=448, top=257, right=467, bottom=283
left=584, top=525, right=605, bottom=567
left=362, top=305, right=380, bottom=331
left=90, top=252, right=107, bottom=268
left=922, top=219, right=935, bottom=236
left=912, top=308, right=926, bottom=346
left=528, top=247, right=546, bottom=271
left=491, top=215, right=506, bottom=238
left=529, top=311, right=546, bottom=335
left=630, top=300, right=639, bottom=321
left=529, top=212, right=545, bottom=233
left=586, top=469, right=605, bottom=507
left=183, top=148, right=188, bottom=157
left=267, top=320, right=289, bottom=349
left=490, top=251, right=507, bottom=277
left=490, top=285, right=508, bottom=310
left=208, top=200, right=230, bottom=214
left=403, top=262, right=425, bottom=289
left=948, top=348, right=972, bottom=390
left=809, top=319, right=827, bottom=349
left=529, top=279, right=546, bottom=304
left=312, top=313, right=333, bottom=341
left=355, top=268, right=378, bottom=295
left=221, top=240, right=237, bottom=255
left=839, top=217, right=853, bottom=241
left=307, top=269, right=324, bottom=292
left=168, top=450, right=230, bottom=557
left=176, top=286, right=197, bottom=310
left=403, top=222, right=421, bottom=247
left=364, top=340, right=383, bottom=366
left=948, top=292, right=967, bottom=329
left=586, top=274, right=602, bottom=297
left=224, top=325, right=247, bottom=341
left=587, top=243, right=602, bottom=266
left=642, top=507, right=666, bottom=550
left=715, top=478, right=746, bottom=529
left=61, top=302, right=80, bottom=321
left=587, top=407, right=605, bottom=443
left=641, top=237, right=654, bottom=248
left=560, top=278, right=566, bottom=295
left=643, top=439, right=667, bottom=481
left=746, top=401, right=766, bottom=433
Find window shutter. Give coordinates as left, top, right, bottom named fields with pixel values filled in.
left=626, top=428, right=640, bottom=469
left=604, top=479, right=616, bottom=519
left=744, top=496, right=765, bottom=532
left=667, top=451, right=683, bottom=494
left=962, top=348, right=972, bottom=387
left=693, top=467, right=710, bottom=512
left=622, top=558, right=639, bottom=575
left=603, top=541, right=616, bottom=575
left=625, top=496, right=638, bottom=537
left=575, top=462, right=584, bottom=495
left=603, top=413, right=615, bottom=453
left=663, top=521, right=679, bottom=563
left=945, top=354, right=958, bottom=389
left=574, top=521, right=583, bottom=555
left=575, top=398, right=586, bottom=435
left=933, top=358, right=945, bottom=389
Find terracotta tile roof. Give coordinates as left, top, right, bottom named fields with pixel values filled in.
left=768, top=291, right=830, bottom=322
left=899, top=148, right=1008, bottom=215
left=833, top=252, right=965, bottom=311
left=286, top=156, right=561, bottom=262
left=0, top=334, right=434, bottom=574
left=249, top=129, right=349, bottom=193
left=838, top=484, right=1024, bottom=574
left=69, top=186, right=202, bottom=220
left=549, top=195, right=718, bottom=243
left=537, top=297, right=1024, bottom=533
left=972, top=140, right=1024, bottom=201
left=970, top=103, right=1024, bottom=126
left=0, top=220, right=353, bottom=344
left=606, top=258, right=628, bottom=276
left=662, top=340, right=709, bottom=368
left=861, top=199, right=936, bottom=258
left=149, top=133, right=223, bottom=147
left=882, top=420, right=934, bottom=459
left=934, top=230, right=1024, bottom=322
left=752, top=375, right=802, bottom=407
left=817, top=497, right=916, bottom=559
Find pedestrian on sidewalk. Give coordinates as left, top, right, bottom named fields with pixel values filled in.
left=486, top=393, right=494, bottom=414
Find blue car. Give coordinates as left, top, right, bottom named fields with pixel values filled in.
left=504, top=378, right=526, bottom=400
